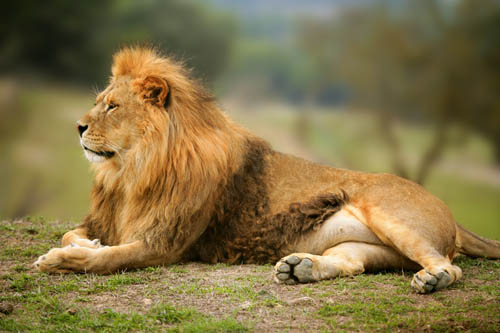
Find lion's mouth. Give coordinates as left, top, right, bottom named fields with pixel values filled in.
left=83, top=145, right=115, bottom=159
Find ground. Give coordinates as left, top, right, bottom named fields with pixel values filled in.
left=0, top=217, right=499, bottom=332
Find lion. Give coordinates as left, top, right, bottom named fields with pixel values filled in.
left=34, top=47, right=500, bottom=293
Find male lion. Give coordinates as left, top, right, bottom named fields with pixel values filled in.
left=35, top=47, right=500, bottom=293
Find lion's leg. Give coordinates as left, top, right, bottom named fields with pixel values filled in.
left=273, top=242, right=419, bottom=285
left=61, top=227, right=101, bottom=249
left=360, top=208, right=463, bottom=293
left=34, top=241, right=170, bottom=274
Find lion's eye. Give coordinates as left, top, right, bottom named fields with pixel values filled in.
left=105, top=103, right=118, bottom=112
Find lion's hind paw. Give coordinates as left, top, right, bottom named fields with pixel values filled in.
left=411, top=265, right=462, bottom=293
left=273, top=254, right=316, bottom=285
left=411, top=270, right=449, bottom=293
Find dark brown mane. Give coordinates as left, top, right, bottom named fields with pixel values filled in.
left=189, top=138, right=348, bottom=264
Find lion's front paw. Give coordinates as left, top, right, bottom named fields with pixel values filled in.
left=34, top=247, right=95, bottom=273
left=34, top=248, right=70, bottom=273
left=273, top=254, right=318, bottom=285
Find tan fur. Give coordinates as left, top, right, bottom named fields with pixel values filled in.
left=35, top=47, right=499, bottom=293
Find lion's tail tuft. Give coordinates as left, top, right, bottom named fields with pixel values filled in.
left=455, top=223, right=500, bottom=258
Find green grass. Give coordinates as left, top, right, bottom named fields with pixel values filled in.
left=0, top=219, right=498, bottom=332
left=181, top=317, right=249, bottom=332
left=0, top=300, right=247, bottom=332
left=153, top=304, right=197, bottom=324
left=0, top=216, right=255, bottom=331
left=312, top=263, right=500, bottom=332
left=88, top=274, right=146, bottom=292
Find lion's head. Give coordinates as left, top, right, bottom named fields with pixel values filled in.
left=76, top=48, right=183, bottom=165
left=77, top=47, right=238, bottom=178
left=78, top=47, right=250, bottom=229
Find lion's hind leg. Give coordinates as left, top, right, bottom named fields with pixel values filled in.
left=273, top=242, right=418, bottom=285
left=358, top=202, right=463, bottom=293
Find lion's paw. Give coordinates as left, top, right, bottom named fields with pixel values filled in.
left=273, top=254, right=317, bottom=285
left=34, top=246, right=94, bottom=274
left=411, top=265, right=462, bottom=293
left=34, top=248, right=70, bottom=273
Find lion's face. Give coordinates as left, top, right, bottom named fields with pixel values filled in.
left=77, top=77, right=142, bottom=163
left=76, top=75, right=169, bottom=164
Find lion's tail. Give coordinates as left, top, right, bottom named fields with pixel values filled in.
left=455, top=223, right=500, bottom=258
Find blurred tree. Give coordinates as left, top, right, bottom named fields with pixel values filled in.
left=457, top=1, right=500, bottom=163
left=298, top=0, right=500, bottom=184
left=113, top=0, right=235, bottom=85
left=0, top=0, right=116, bottom=83
left=0, top=0, right=235, bottom=85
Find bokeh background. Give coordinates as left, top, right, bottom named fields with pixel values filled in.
left=1, top=0, right=499, bottom=239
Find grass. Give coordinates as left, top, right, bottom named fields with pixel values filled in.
left=0, top=218, right=499, bottom=331
left=0, top=299, right=248, bottom=332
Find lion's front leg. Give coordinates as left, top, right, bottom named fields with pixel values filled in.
left=34, top=241, right=169, bottom=274
left=61, top=227, right=102, bottom=249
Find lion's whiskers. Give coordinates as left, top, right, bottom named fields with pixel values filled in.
left=105, top=142, right=125, bottom=164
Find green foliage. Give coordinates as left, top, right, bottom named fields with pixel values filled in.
left=298, top=0, right=500, bottom=163
left=0, top=0, right=235, bottom=85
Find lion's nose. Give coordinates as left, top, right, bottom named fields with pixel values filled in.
left=77, top=122, right=88, bottom=137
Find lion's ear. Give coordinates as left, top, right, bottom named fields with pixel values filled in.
left=136, top=76, right=170, bottom=108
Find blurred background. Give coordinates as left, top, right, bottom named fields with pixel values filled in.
left=1, top=0, right=499, bottom=238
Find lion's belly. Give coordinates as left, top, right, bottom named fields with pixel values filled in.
left=293, top=206, right=382, bottom=255
left=189, top=205, right=382, bottom=265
